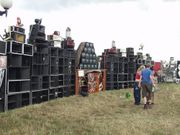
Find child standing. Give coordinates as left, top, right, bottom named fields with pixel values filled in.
left=150, top=66, right=157, bottom=104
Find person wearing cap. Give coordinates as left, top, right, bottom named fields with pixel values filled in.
left=139, top=64, right=155, bottom=109
left=133, top=65, right=145, bottom=105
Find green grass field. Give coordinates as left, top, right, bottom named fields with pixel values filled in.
left=0, top=83, right=180, bottom=135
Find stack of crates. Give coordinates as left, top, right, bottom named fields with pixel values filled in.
left=6, top=26, right=33, bottom=110
left=62, top=39, right=76, bottom=97
left=28, top=20, right=49, bottom=104
left=126, top=48, right=136, bottom=87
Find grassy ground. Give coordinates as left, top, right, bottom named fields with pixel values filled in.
left=0, top=83, right=180, bottom=135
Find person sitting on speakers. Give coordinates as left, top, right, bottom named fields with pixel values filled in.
left=16, top=17, right=23, bottom=27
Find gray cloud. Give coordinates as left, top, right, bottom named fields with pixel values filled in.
left=17, top=0, right=137, bottom=11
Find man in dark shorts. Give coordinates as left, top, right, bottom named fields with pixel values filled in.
left=139, top=64, right=155, bottom=109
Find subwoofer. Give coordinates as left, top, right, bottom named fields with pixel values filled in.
left=177, top=61, right=180, bottom=78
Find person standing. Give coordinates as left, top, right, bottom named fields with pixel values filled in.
left=139, top=64, right=155, bottom=109
left=150, top=66, right=158, bottom=105
left=133, top=65, right=145, bottom=105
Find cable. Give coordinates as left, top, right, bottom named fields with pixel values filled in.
left=0, top=69, right=5, bottom=88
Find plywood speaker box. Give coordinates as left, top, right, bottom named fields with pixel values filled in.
left=10, top=32, right=25, bottom=43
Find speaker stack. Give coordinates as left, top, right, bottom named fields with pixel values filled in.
left=8, top=26, right=26, bottom=43
left=136, top=52, right=143, bottom=68
left=101, top=48, right=121, bottom=90
left=76, top=42, right=98, bottom=70
left=0, top=41, right=7, bottom=111
left=126, top=47, right=136, bottom=87
left=118, top=53, right=128, bottom=89
left=0, top=26, right=33, bottom=111
left=47, top=31, right=62, bottom=48
left=177, top=61, right=180, bottom=79
left=63, top=44, right=76, bottom=97
left=29, top=19, right=49, bottom=104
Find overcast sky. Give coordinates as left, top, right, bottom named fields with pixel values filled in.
left=1, top=0, right=180, bottom=61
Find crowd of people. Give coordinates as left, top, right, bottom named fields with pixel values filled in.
left=133, top=64, right=157, bottom=109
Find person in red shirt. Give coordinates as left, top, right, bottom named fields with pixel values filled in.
left=133, top=65, right=145, bottom=105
